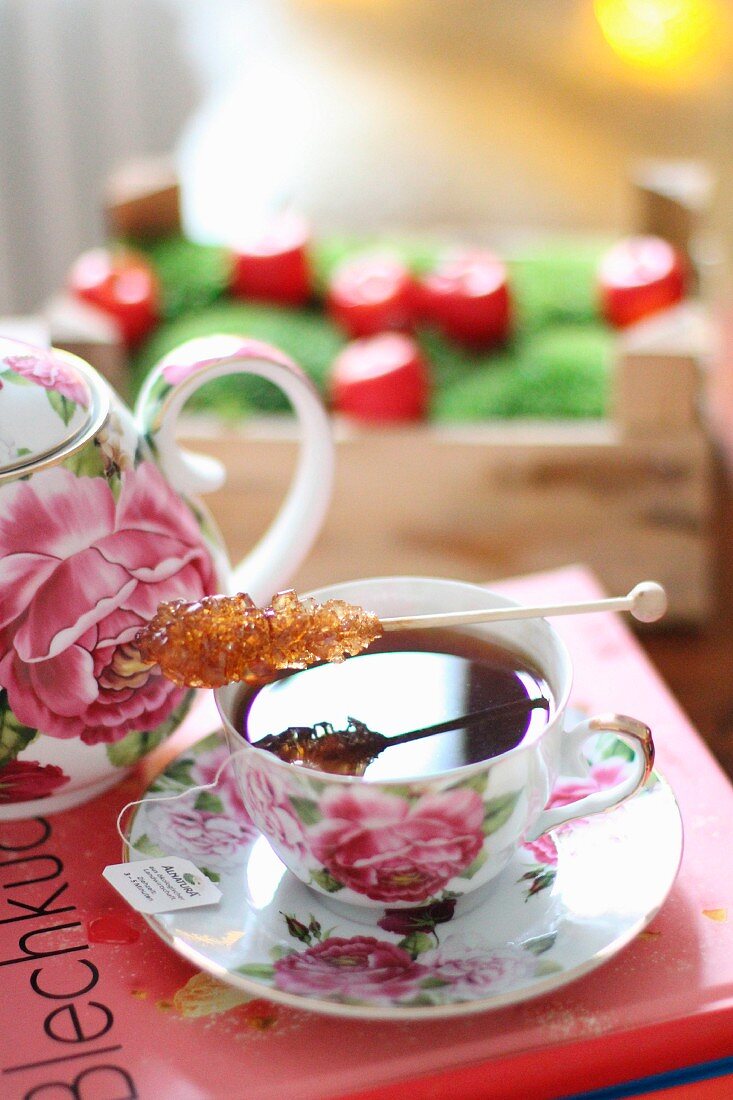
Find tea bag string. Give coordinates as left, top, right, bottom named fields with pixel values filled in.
left=116, top=746, right=248, bottom=858
left=114, top=747, right=281, bottom=949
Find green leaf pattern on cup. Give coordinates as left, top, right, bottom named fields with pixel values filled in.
left=310, top=868, right=344, bottom=893
left=289, top=796, right=323, bottom=826
left=482, top=790, right=522, bottom=835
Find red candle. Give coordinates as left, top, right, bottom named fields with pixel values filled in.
left=329, top=333, right=430, bottom=422
left=68, top=247, right=159, bottom=347
left=230, top=210, right=312, bottom=306
left=598, top=236, right=687, bottom=329
left=419, top=250, right=512, bottom=349
left=327, top=254, right=416, bottom=338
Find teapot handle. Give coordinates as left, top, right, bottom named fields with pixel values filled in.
left=134, top=336, right=333, bottom=603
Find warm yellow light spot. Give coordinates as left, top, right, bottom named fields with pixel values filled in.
left=594, top=0, right=714, bottom=70
left=639, top=929, right=662, bottom=938
left=702, top=907, right=728, bottom=922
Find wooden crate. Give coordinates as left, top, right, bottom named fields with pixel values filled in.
left=179, top=400, right=713, bottom=625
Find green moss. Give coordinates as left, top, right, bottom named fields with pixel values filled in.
left=431, top=323, right=612, bottom=421
left=130, top=235, right=232, bottom=322
left=130, top=232, right=614, bottom=422
left=310, top=234, right=443, bottom=295
left=507, top=237, right=611, bottom=332
left=416, top=327, right=516, bottom=392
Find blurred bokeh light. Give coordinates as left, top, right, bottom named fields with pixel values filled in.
left=594, top=0, right=715, bottom=73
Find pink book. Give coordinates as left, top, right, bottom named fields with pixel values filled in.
left=1, top=566, right=732, bottom=1099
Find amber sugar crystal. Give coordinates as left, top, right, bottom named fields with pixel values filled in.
left=135, top=589, right=383, bottom=689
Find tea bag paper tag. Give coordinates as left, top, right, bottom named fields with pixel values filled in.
left=103, top=857, right=222, bottom=915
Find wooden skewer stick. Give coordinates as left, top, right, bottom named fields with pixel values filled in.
left=380, top=581, right=668, bottom=632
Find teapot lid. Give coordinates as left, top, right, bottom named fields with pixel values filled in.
left=0, top=338, right=109, bottom=476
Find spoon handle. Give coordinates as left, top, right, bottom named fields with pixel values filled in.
left=387, top=696, right=550, bottom=747
left=380, top=581, right=667, bottom=631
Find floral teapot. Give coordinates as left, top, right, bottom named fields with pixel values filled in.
left=0, top=334, right=333, bottom=818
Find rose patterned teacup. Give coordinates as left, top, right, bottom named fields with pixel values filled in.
left=216, top=577, right=655, bottom=917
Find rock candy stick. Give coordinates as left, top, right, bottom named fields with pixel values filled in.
left=135, top=589, right=383, bottom=688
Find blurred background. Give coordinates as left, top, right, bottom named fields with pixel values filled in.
left=0, top=0, right=731, bottom=313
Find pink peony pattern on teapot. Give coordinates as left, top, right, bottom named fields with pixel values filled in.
left=1, top=334, right=333, bottom=809
left=0, top=461, right=216, bottom=752
left=0, top=364, right=220, bottom=803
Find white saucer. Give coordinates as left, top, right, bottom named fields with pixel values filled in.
left=124, top=730, right=683, bottom=1020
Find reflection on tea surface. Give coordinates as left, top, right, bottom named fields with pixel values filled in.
left=242, top=629, right=552, bottom=779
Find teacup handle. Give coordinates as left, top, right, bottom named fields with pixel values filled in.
left=134, top=335, right=333, bottom=603
left=524, top=713, right=655, bottom=842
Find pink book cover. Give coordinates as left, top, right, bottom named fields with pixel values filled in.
left=1, top=566, right=732, bottom=1100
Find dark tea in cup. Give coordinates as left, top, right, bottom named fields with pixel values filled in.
left=241, top=628, right=553, bottom=780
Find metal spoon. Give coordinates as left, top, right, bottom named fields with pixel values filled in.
left=254, top=695, right=551, bottom=776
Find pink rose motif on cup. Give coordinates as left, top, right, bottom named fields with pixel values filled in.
left=161, top=339, right=297, bottom=386
left=273, top=936, right=426, bottom=1001
left=310, top=786, right=485, bottom=903
left=523, top=759, right=633, bottom=866
left=3, top=351, right=90, bottom=407
left=0, top=758, right=70, bottom=803
left=239, top=765, right=307, bottom=856
left=145, top=803, right=256, bottom=872
left=0, top=462, right=217, bottom=744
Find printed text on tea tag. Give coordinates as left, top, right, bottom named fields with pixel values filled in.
left=103, top=857, right=222, bottom=915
